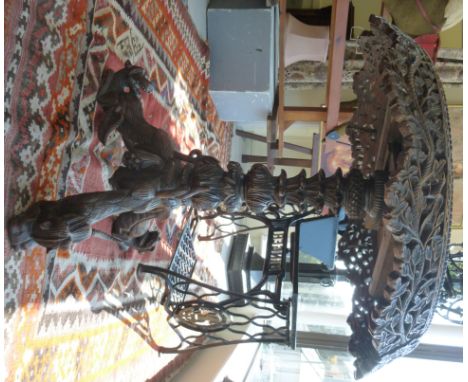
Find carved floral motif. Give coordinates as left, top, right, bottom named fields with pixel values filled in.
left=342, top=16, right=453, bottom=378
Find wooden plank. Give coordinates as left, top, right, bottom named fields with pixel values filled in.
left=270, top=86, right=279, bottom=121
left=318, top=121, right=326, bottom=172
left=380, top=3, right=392, bottom=21
left=283, top=106, right=354, bottom=124
left=374, top=99, right=392, bottom=171
left=236, top=129, right=313, bottom=155
left=266, top=115, right=277, bottom=171
left=268, top=90, right=280, bottom=171
left=236, top=130, right=267, bottom=143
left=242, top=155, right=268, bottom=163
left=273, top=141, right=313, bottom=155
left=325, top=0, right=350, bottom=133
left=369, top=228, right=399, bottom=298
left=310, top=133, right=321, bottom=175
left=268, top=89, right=280, bottom=171
left=284, top=120, right=295, bottom=130
left=277, top=0, right=287, bottom=157
left=275, top=157, right=312, bottom=168
left=242, top=155, right=311, bottom=168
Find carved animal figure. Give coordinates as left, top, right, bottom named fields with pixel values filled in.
left=97, top=60, right=177, bottom=168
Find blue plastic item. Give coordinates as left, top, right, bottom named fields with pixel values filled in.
left=297, top=216, right=338, bottom=270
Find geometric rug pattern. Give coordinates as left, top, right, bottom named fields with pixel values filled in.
left=4, top=0, right=232, bottom=380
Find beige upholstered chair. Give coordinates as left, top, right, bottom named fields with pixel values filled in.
left=284, top=13, right=329, bottom=66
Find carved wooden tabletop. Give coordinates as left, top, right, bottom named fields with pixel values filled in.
left=342, top=15, right=453, bottom=378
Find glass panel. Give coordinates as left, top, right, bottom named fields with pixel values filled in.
left=245, top=344, right=464, bottom=382
left=296, top=278, right=353, bottom=335
left=297, top=217, right=338, bottom=269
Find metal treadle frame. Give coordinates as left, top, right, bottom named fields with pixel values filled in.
left=167, top=224, right=198, bottom=304
left=138, top=214, right=302, bottom=353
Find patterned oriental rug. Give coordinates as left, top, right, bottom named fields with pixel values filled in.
left=4, top=0, right=232, bottom=381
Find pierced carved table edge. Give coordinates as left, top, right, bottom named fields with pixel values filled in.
left=5, top=15, right=453, bottom=380
left=341, top=15, right=453, bottom=379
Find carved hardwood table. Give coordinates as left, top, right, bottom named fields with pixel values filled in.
left=7, top=16, right=452, bottom=379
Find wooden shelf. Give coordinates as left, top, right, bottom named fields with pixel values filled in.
left=276, top=0, right=351, bottom=156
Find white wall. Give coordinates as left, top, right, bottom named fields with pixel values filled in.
left=169, top=306, right=261, bottom=382
left=170, top=341, right=260, bottom=382
left=187, top=0, right=209, bottom=40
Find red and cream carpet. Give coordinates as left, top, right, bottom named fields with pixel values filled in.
left=4, top=0, right=232, bottom=380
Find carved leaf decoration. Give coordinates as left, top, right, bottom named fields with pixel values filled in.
left=411, top=246, right=424, bottom=269
left=420, top=212, right=437, bottom=242
left=389, top=179, right=408, bottom=200
left=418, top=280, right=436, bottom=301
left=404, top=313, right=414, bottom=327
left=373, top=317, right=386, bottom=327
left=402, top=262, right=414, bottom=277
left=429, top=235, right=443, bottom=260
left=410, top=244, right=422, bottom=260
left=415, top=309, right=431, bottom=327
left=424, top=246, right=434, bottom=263
left=392, top=280, right=410, bottom=300
left=434, top=202, right=447, bottom=235
left=408, top=295, right=426, bottom=313
left=433, top=159, right=447, bottom=176
left=401, top=231, right=417, bottom=246
left=386, top=215, right=404, bottom=235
